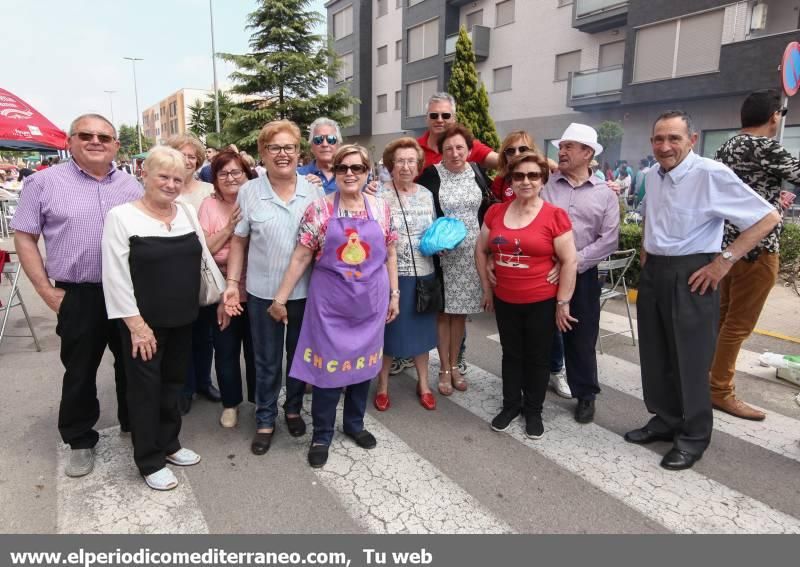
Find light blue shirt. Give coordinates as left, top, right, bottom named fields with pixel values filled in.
left=642, top=151, right=774, bottom=256
left=234, top=174, right=324, bottom=300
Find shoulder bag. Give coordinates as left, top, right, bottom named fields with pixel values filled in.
left=177, top=201, right=226, bottom=306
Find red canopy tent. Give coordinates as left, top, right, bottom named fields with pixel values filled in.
left=0, top=88, right=67, bottom=151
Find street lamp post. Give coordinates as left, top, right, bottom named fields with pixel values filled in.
left=123, top=57, right=144, bottom=153
left=103, top=90, right=116, bottom=130
left=209, top=0, right=221, bottom=133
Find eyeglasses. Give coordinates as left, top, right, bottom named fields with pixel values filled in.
left=182, top=154, right=198, bottom=162
left=312, top=134, right=338, bottom=145
left=428, top=112, right=452, bottom=120
left=503, top=146, right=530, bottom=157
left=265, top=144, right=298, bottom=155
left=394, top=159, right=417, bottom=167
left=73, top=131, right=115, bottom=144
left=511, top=171, right=543, bottom=183
left=217, top=169, right=244, bottom=180
left=333, top=164, right=369, bottom=175
left=779, top=107, right=789, bottom=116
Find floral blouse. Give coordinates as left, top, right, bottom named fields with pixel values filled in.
left=298, top=195, right=399, bottom=261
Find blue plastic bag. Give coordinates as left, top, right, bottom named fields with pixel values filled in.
left=419, top=217, right=467, bottom=256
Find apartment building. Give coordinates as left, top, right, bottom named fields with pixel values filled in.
left=327, top=0, right=800, bottom=164
left=141, top=88, right=211, bottom=144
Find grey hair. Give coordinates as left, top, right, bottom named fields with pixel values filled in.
left=653, top=110, right=695, bottom=136
left=427, top=92, right=456, bottom=113
left=69, top=113, right=117, bottom=138
left=308, top=117, right=343, bottom=144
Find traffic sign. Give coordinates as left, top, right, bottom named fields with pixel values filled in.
left=782, top=41, right=800, bottom=97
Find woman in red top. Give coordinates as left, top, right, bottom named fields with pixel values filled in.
left=490, top=131, right=538, bottom=203
left=475, top=152, right=578, bottom=439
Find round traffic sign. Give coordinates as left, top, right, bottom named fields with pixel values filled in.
left=782, top=42, right=800, bottom=97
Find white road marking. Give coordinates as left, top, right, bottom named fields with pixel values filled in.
left=57, top=427, right=209, bottom=534
left=295, top=398, right=513, bottom=534
left=429, top=353, right=800, bottom=534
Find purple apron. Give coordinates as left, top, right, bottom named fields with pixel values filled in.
left=291, top=192, right=389, bottom=387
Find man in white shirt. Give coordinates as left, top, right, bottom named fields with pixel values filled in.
left=624, top=110, right=780, bottom=471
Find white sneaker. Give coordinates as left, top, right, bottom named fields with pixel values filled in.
left=145, top=468, right=178, bottom=491
left=549, top=370, right=572, bottom=399
left=220, top=407, right=238, bottom=428
left=166, top=448, right=201, bottom=466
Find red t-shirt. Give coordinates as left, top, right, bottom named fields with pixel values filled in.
left=491, top=175, right=515, bottom=203
left=483, top=200, right=572, bottom=304
left=417, top=131, right=493, bottom=170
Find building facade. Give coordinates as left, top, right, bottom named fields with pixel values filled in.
left=327, top=0, right=800, bottom=165
left=142, top=88, right=211, bottom=144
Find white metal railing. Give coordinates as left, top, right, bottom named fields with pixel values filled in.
left=576, top=0, right=628, bottom=18
left=570, top=66, right=623, bottom=99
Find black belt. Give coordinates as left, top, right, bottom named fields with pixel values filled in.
left=55, top=281, right=103, bottom=289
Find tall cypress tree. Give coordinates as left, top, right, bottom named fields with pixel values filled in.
left=219, top=0, right=357, bottom=150
left=447, top=26, right=500, bottom=150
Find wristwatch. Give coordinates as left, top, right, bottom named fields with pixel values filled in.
left=390, top=289, right=401, bottom=297
left=720, top=250, right=736, bottom=263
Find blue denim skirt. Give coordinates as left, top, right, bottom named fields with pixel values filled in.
left=383, top=274, right=438, bottom=358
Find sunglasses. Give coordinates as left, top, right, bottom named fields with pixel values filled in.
left=74, top=131, right=116, bottom=144
left=778, top=107, right=789, bottom=116
left=511, top=171, right=543, bottom=183
left=312, top=134, right=338, bottom=145
left=333, top=164, right=369, bottom=175
left=428, top=112, right=452, bottom=120
left=265, top=144, right=298, bottom=155
left=503, top=146, right=530, bottom=157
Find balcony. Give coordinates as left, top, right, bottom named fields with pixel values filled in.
left=444, top=25, right=490, bottom=62
left=568, top=66, right=623, bottom=108
left=573, top=0, right=628, bottom=33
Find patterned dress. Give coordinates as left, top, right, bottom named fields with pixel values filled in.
left=435, top=163, right=483, bottom=314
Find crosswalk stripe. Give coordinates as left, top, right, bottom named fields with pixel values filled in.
left=298, top=398, right=513, bottom=534
left=56, top=427, right=209, bottom=534
left=488, top=311, right=800, bottom=464
left=428, top=353, right=800, bottom=534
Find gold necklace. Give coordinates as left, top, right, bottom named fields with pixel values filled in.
left=141, top=199, right=175, bottom=230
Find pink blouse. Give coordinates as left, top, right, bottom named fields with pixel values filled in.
left=198, top=195, right=248, bottom=301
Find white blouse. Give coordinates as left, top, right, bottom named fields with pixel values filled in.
left=101, top=202, right=209, bottom=319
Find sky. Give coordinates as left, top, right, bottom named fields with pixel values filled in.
left=2, top=0, right=327, bottom=133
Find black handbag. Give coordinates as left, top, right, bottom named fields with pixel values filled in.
left=393, top=186, right=443, bottom=314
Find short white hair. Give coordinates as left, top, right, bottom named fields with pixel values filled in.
left=426, top=92, right=456, bottom=113
left=308, top=117, right=343, bottom=144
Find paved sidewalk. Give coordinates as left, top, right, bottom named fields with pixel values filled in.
left=755, top=283, right=800, bottom=343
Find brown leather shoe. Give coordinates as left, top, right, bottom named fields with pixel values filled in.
left=712, top=397, right=766, bottom=421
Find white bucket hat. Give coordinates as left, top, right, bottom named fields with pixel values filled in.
left=551, top=123, right=603, bottom=156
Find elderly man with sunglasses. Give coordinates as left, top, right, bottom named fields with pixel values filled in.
left=298, top=117, right=343, bottom=194
left=12, top=113, right=143, bottom=478
left=417, top=93, right=499, bottom=171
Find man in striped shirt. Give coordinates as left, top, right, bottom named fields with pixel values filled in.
left=12, top=114, right=143, bottom=478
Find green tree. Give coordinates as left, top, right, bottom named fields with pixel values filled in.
left=188, top=90, right=237, bottom=148
left=219, top=0, right=358, bottom=151
left=117, top=124, right=154, bottom=157
left=597, top=120, right=624, bottom=161
left=447, top=26, right=500, bottom=151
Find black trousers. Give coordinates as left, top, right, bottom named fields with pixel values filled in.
left=637, top=253, right=718, bottom=456
left=55, top=282, right=128, bottom=449
left=119, top=322, right=191, bottom=476
left=494, top=296, right=556, bottom=416
left=562, top=268, right=601, bottom=401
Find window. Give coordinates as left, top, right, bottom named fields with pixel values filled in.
left=377, top=94, right=388, bottom=113
left=633, top=9, right=724, bottom=83
left=395, top=39, right=403, bottom=60
left=466, top=10, right=483, bottom=31
left=555, top=50, right=581, bottom=81
left=598, top=40, right=625, bottom=69
left=377, top=45, right=388, bottom=66
left=409, top=0, right=425, bottom=6
left=377, top=0, right=388, bottom=18
left=395, top=90, right=401, bottom=110
left=496, top=0, right=515, bottom=27
left=336, top=52, right=354, bottom=83
left=700, top=129, right=737, bottom=158
left=406, top=78, right=438, bottom=117
left=333, top=6, right=353, bottom=40
left=493, top=66, right=512, bottom=92
left=407, top=18, right=439, bottom=62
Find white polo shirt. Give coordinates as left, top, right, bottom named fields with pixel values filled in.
left=642, top=151, right=774, bottom=256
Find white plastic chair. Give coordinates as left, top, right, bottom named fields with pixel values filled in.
left=596, top=249, right=637, bottom=353
left=0, top=251, right=41, bottom=352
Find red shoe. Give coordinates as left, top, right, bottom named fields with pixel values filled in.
left=374, top=392, right=390, bottom=411
left=419, top=391, right=436, bottom=410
